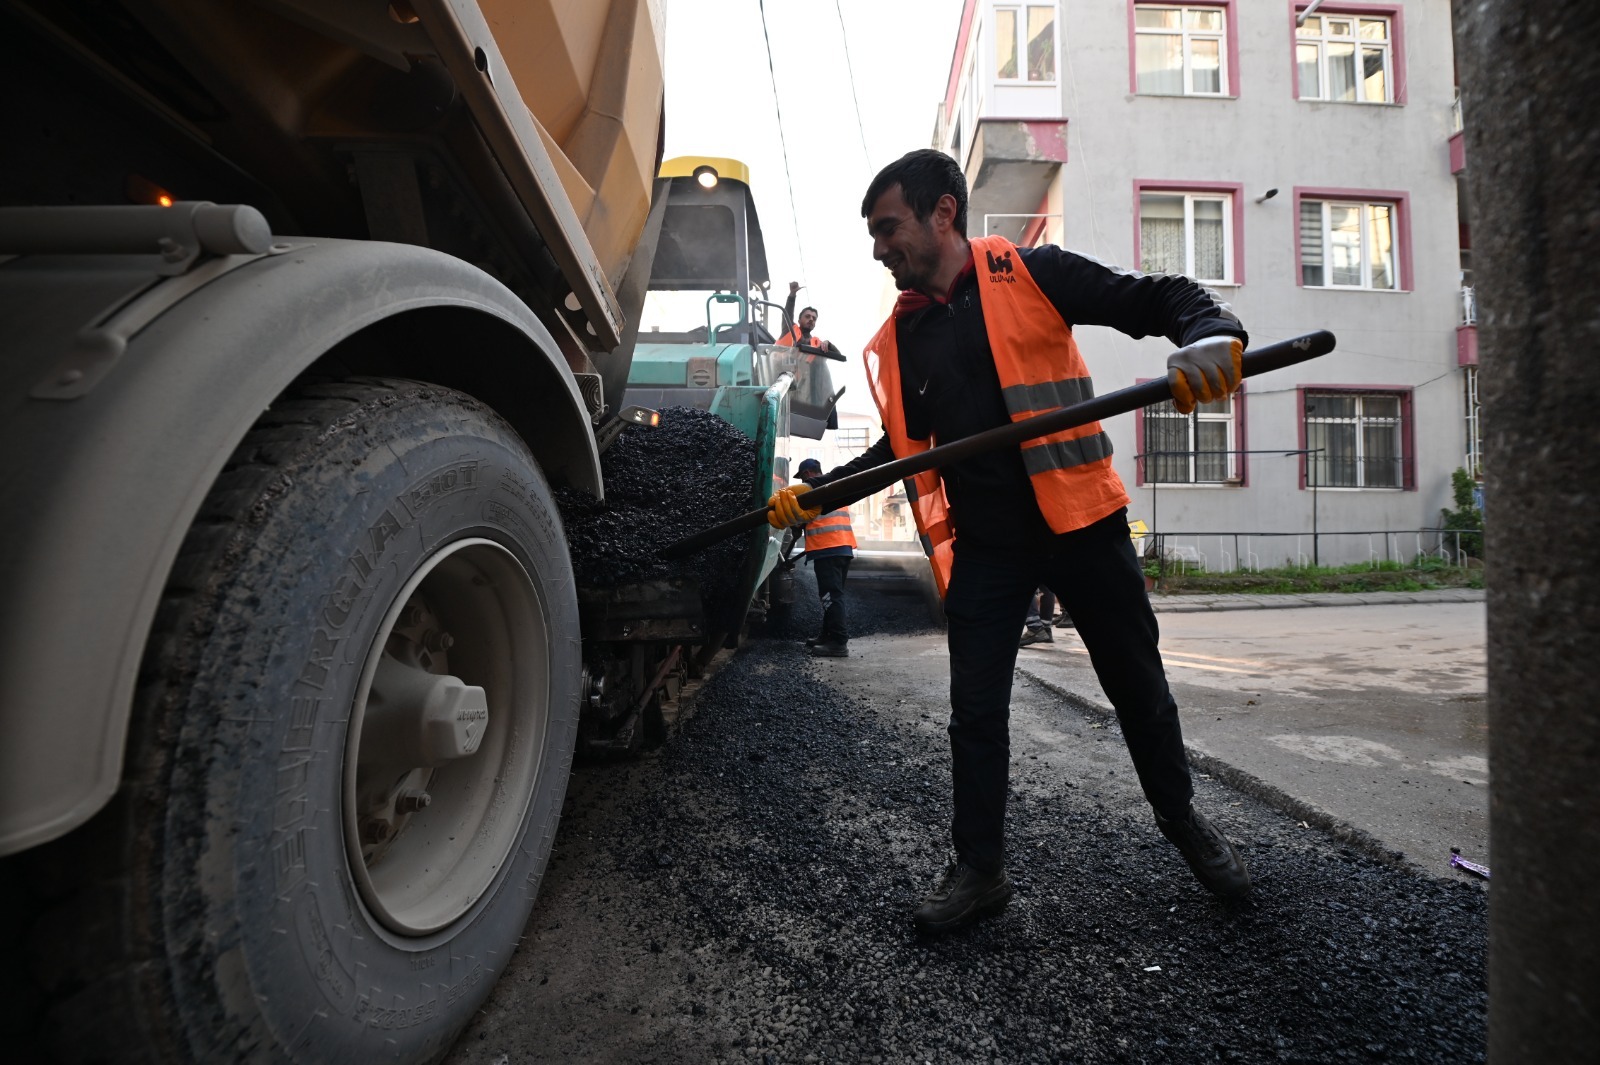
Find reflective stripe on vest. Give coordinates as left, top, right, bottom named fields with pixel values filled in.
left=804, top=508, right=856, bottom=552
left=862, top=235, right=1130, bottom=597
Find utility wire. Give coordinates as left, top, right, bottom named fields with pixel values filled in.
left=833, top=0, right=874, bottom=176
left=757, top=0, right=809, bottom=280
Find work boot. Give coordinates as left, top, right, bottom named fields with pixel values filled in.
left=810, top=641, right=847, bottom=658
left=1019, top=626, right=1052, bottom=647
left=804, top=636, right=820, bottom=648
left=1053, top=613, right=1075, bottom=629
left=913, top=862, right=1013, bottom=935
left=1155, top=805, right=1252, bottom=899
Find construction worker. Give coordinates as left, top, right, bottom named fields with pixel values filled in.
left=768, top=148, right=1251, bottom=934
left=792, top=457, right=855, bottom=658
left=780, top=281, right=842, bottom=356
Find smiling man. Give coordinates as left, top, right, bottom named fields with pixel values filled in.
left=767, top=148, right=1254, bottom=934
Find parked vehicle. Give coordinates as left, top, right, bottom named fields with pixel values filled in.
left=0, top=2, right=829, bottom=1060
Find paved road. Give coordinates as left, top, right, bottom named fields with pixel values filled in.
left=1016, top=597, right=1489, bottom=876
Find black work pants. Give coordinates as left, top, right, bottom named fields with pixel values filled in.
left=812, top=554, right=851, bottom=644
left=943, top=508, right=1191, bottom=873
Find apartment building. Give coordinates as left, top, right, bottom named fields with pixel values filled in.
left=933, top=0, right=1475, bottom=567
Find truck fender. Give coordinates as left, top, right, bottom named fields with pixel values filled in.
left=0, top=238, right=599, bottom=854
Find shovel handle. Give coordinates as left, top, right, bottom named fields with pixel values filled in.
left=660, top=330, right=1335, bottom=560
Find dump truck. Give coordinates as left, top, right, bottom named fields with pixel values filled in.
left=0, top=2, right=834, bottom=1061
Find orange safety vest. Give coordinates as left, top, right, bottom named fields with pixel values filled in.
left=863, top=235, right=1129, bottom=596
left=802, top=508, right=857, bottom=553
left=779, top=324, right=826, bottom=349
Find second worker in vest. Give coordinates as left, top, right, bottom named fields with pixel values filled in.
left=793, top=457, right=856, bottom=658
left=780, top=281, right=844, bottom=357
left=768, top=149, right=1252, bottom=935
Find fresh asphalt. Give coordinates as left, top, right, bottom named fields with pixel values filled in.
left=445, top=583, right=1488, bottom=1063
left=1016, top=589, right=1489, bottom=879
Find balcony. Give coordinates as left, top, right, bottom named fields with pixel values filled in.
left=1457, top=285, right=1478, bottom=366
left=964, top=118, right=1069, bottom=242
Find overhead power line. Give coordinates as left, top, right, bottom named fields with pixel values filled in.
left=833, top=0, right=874, bottom=175
left=757, top=0, right=809, bottom=280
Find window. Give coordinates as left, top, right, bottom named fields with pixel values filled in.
left=1296, top=12, right=1393, bottom=103
left=996, top=5, right=1056, bottom=82
left=1140, top=190, right=1234, bottom=283
left=1304, top=390, right=1408, bottom=488
left=835, top=428, right=870, bottom=451
left=1134, top=5, right=1228, bottom=96
left=1299, top=197, right=1400, bottom=290
left=1143, top=393, right=1239, bottom=484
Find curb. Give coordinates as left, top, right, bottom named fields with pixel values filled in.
left=1146, top=589, right=1485, bottom=613
left=1016, top=665, right=1429, bottom=879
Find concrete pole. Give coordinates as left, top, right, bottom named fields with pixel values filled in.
left=1451, top=2, right=1600, bottom=1060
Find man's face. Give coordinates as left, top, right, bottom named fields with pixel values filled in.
left=867, top=184, right=942, bottom=292
left=798, top=309, right=817, bottom=333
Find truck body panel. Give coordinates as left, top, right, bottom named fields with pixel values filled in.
left=0, top=238, right=590, bottom=854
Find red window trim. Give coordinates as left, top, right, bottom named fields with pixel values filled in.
left=1292, top=186, right=1414, bottom=292
left=1128, top=1, right=1241, bottom=97
left=1295, top=384, right=1416, bottom=491
left=1133, top=378, right=1249, bottom=488
left=1134, top=180, right=1246, bottom=285
left=1288, top=2, right=1408, bottom=105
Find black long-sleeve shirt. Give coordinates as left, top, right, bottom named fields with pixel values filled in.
left=814, top=245, right=1247, bottom=555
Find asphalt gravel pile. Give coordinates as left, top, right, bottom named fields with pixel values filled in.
left=449, top=585, right=1488, bottom=1065
left=556, top=406, right=758, bottom=611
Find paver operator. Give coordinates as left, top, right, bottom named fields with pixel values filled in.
left=767, top=149, right=1252, bottom=934
left=780, top=280, right=843, bottom=357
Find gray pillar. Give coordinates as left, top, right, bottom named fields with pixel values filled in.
left=1452, top=3, right=1600, bottom=1060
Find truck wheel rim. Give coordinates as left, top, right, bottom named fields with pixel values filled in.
left=342, top=537, right=548, bottom=936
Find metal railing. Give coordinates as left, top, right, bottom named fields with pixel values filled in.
left=1460, top=285, right=1477, bottom=326
left=1146, top=527, right=1482, bottom=576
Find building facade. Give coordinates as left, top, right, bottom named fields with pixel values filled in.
left=934, top=0, right=1475, bottom=568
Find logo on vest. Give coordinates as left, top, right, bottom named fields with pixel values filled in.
left=985, top=248, right=1016, bottom=282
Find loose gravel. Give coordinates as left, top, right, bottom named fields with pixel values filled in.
left=449, top=578, right=1488, bottom=1064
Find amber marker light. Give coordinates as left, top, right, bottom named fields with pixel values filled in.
left=157, top=194, right=174, bottom=207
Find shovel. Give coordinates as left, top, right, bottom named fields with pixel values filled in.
left=661, top=330, right=1336, bottom=560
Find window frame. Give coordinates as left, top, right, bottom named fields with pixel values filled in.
left=1293, top=186, right=1412, bottom=292
left=994, top=4, right=1059, bottom=85
left=1289, top=2, right=1407, bottom=105
left=1128, top=2, right=1240, bottom=97
left=1135, top=380, right=1249, bottom=487
left=1134, top=180, right=1244, bottom=285
left=835, top=427, right=870, bottom=452
left=1296, top=386, right=1416, bottom=491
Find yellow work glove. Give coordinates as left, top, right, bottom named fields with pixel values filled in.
left=1166, top=336, right=1244, bottom=415
left=767, top=484, right=822, bottom=529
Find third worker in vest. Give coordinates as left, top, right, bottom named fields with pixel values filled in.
left=793, top=457, right=855, bottom=658
left=767, top=148, right=1251, bottom=935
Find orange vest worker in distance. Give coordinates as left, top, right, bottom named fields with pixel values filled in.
left=794, top=457, right=853, bottom=657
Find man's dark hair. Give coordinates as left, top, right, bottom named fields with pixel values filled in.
left=860, top=148, right=969, bottom=237
left=799, top=306, right=817, bottom=318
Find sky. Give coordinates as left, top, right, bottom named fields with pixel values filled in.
left=660, top=0, right=967, bottom=415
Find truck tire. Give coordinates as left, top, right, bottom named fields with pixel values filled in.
left=18, top=379, right=580, bottom=1063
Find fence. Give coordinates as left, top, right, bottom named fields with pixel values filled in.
left=1144, top=527, right=1480, bottom=576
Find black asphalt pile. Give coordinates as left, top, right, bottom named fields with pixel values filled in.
left=451, top=584, right=1488, bottom=1064
left=556, top=406, right=758, bottom=612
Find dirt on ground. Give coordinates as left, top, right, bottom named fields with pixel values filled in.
left=445, top=577, right=1488, bottom=1065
